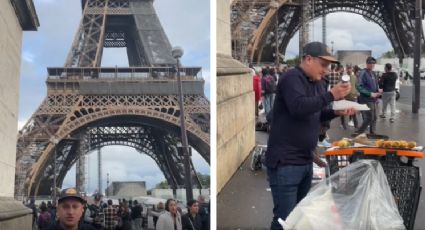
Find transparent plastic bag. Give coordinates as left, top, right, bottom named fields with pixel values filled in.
left=279, top=160, right=405, bottom=230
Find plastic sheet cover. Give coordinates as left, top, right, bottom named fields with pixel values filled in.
left=279, top=160, right=405, bottom=230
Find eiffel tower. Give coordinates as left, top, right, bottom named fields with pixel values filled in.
left=231, top=0, right=425, bottom=63
left=15, top=0, right=210, bottom=197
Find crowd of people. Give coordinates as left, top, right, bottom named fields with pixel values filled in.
left=25, top=188, right=210, bottom=230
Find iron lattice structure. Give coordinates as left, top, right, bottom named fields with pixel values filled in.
left=231, top=0, right=425, bottom=63
left=15, top=0, right=210, bottom=197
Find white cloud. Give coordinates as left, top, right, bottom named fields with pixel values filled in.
left=22, top=52, right=35, bottom=63
left=17, top=120, right=27, bottom=130
left=63, top=145, right=209, bottom=193
left=286, top=12, right=393, bottom=59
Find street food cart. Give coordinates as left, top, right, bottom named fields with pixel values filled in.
left=325, top=141, right=423, bottom=230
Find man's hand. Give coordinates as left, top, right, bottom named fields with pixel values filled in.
left=371, top=92, right=381, bottom=98
left=335, top=108, right=356, bottom=116
left=330, top=82, right=351, bottom=100
left=313, top=153, right=327, bottom=168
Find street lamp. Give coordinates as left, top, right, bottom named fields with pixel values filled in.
left=50, top=137, right=59, bottom=202
left=412, top=0, right=422, bottom=113
left=171, top=46, right=193, bottom=202
left=106, top=173, right=110, bottom=196
left=331, top=41, right=334, bottom=55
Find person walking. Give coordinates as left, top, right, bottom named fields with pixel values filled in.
left=131, top=200, right=143, bottom=230
left=38, top=202, right=52, bottom=230
left=253, top=67, right=262, bottom=117
left=103, top=199, right=118, bottom=230
left=265, top=41, right=355, bottom=230
left=27, top=198, right=38, bottom=229
left=151, top=202, right=165, bottom=228
left=355, top=56, right=381, bottom=135
left=156, top=199, right=182, bottom=230
left=182, top=200, right=203, bottom=230
left=118, top=201, right=132, bottom=230
left=345, top=64, right=359, bottom=128
left=379, top=63, right=398, bottom=123
left=84, top=193, right=104, bottom=229
left=197, top=196, right=209, bottom=230
left=261, top=68, right=276, bottom=115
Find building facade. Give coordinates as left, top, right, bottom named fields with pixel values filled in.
left=217, top=0, right=256, bottom=193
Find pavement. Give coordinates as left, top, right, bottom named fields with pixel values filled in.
left=217, top=99, right=425, bottom=230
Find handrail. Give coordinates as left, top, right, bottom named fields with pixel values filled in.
left=46, top=67, right=203, bottom=80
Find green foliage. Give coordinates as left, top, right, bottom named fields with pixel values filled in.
left=197, top=173, right=210, bottom=188
left=155, top=181, right=170, bottom=189
left=380, top=50, right=396, bottom=58
left=285, top=56, right=300, bottom=66
left=154, top=173, right=210, bottom=189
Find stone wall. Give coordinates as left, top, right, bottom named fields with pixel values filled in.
left=0, top=0, right=25, bottom=198
left=0, top=1, right=38, bottom=229
left=216, top=0, right=256, bottom=193
left=0, top=197, right=32, bottom=229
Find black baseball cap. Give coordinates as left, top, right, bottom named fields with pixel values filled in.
left=58, top=188, right=86, bottom=204
left=302, top=42, right=339, bottom=63
left=366, top=56, right=376, bottom=64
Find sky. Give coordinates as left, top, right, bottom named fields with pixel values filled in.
left=19, top=0, right=210, bottom=192
left=285, top=13, right=392, bottom=59
left=285, top=13, right=425, bottom=60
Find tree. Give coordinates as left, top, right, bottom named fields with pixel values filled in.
left=197, top=173, right=210, bottom=188
left=285, top=56, right=300, bottom=67
left=155, top=180, right=170, bottom=189
left=380, top=50, right=396, bottom=59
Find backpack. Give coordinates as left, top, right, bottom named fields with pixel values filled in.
left=264, top=74, right=276, bottom=94
left=38, top=212, right=52, bottom=229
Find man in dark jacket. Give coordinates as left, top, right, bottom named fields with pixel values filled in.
left=379, top=63, right=398, bottom=123
left=265, top=41, right=355, bottom=230
left=131, top=200, right=143, bottom=229
left=355, top=56, right=381, bottom=135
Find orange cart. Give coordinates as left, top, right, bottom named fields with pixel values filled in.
left=325, top=147, right=423, bottom=230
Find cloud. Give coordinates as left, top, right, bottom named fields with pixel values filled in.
left=22, top=52, right=35, bottom=63
left=17, top=120, right=27, bottom=130
left=286, top=12, right=393, bottom=59
left=63, top=145, right=209, bottom=193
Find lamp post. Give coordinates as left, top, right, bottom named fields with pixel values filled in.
left=331, top=41, right=334, bottom=55
left=171, top=46, right=193, bottom=202
left=413, top=0, right=422, bottom=113
left=106, top=173, right=110, bottom=196
left=50, top=137, right=59, bottom=202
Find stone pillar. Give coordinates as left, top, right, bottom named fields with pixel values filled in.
left=0, top=0, right=38, bottom=228
left=217, top=0, right=256, bottom=193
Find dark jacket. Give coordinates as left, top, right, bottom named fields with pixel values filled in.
left=48, top=222, right=96, bottom=230
left=265, top=66, right=337, bottom=168
left=131, top=205, right=143, bottom=219
left=182, top=213, right=203, bottom=230
left=379, top=72, right=398, bottom=92
left=357, top=69, right=379, bottom=103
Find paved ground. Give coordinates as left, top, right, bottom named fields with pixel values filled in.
left=217, top=100, right=425, bottom=230
left=398, top=83, right=425, bottom=109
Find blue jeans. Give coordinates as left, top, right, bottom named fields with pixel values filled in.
left=263, top=93, right=274, bottom=115
left=267, top=164, right=313, bottom=230
left=358, top=101, right=377, bottom=134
